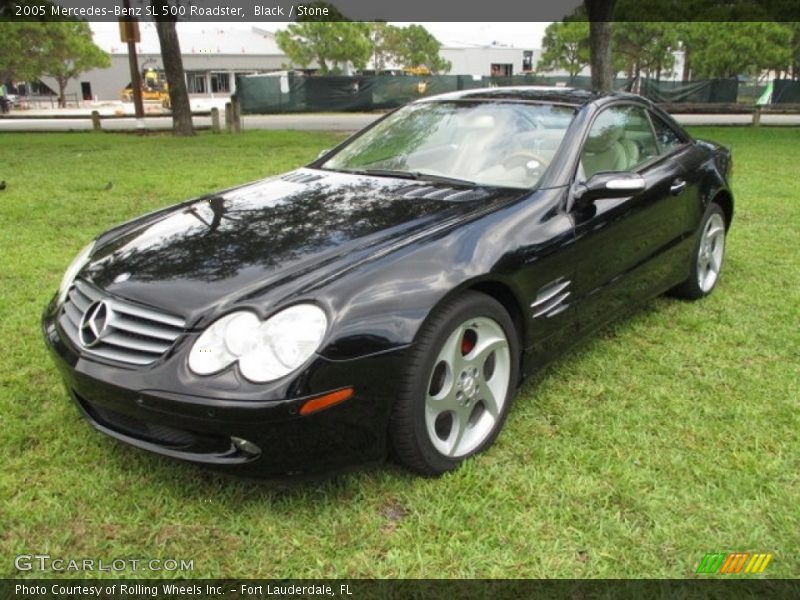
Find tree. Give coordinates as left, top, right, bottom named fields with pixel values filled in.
left=685, top=22, right=792, bottom=80
left=149, top=0, right=194, bottom=135
left=368, top=22, right=403, bottom=72
left=276, top=22, right=372, bottom=74
left=584, top=0, right=616, bottom=91
left=0, top=22, right=47, bottom=84
left=537, top=21, right=590, bottom=81
left=613, top=22, right=677, bottom=81
left=393, top=25, right=451, bottom=74
left=38, top=22, right=109, bottom=107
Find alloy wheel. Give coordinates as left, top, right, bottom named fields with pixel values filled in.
left=424, top=316, right=511, bottom=458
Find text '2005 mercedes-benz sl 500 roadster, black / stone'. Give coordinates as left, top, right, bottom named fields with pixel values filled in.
left=43, top=87, right=733, bottom=477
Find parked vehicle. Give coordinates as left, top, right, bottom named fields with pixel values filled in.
left=43, top=88, right=733, bottom=477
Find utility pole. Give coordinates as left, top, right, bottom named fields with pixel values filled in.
left=120, top=0, right=145, bottom=132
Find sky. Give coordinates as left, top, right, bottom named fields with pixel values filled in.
left=89, top=22, right=551, bottom=51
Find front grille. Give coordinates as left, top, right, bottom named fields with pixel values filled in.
left=58, top=279, right=186, bottom=366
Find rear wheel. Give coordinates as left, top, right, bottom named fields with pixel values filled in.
left=389, top=292, right=519, bottom=475
left=672, top=203, right=727, bottom=300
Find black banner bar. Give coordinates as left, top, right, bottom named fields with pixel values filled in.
left=1, top=0, right=798, bottom=22
left=4, top=579, right=800, bottom=600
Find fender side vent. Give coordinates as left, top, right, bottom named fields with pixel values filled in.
left=531, top=278, right=571, bottom=318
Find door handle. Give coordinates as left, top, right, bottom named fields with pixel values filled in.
left=670, top=179, right=687, bottom=195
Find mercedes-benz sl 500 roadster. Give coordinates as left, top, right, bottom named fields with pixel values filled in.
left=43, top=87, right=733, bottom=476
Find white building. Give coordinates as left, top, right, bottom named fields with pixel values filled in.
left=36, top=24, right=542, bottom=103
left=39, top=24, right=288, bottom=103
left=441, top=44, right=540, bottom=77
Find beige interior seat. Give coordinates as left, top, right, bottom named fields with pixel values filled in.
left=582, top=126, right=640, bottom=177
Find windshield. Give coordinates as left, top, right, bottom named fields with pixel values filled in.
left=322, top=101, right=576, bottom=189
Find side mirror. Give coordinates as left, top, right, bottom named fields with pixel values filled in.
left=574, top=172, right=646, bottom=205
left=317, top=148, right=331, bottom=159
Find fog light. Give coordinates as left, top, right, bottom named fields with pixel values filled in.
left=231, top=436, right=261, bottom=456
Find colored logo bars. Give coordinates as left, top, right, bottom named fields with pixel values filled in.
left=697, top=552, right=773, bottom=574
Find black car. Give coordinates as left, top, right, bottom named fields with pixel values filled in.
left=43, top=87, right=733, bottom=477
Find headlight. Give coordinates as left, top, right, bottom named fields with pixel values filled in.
left=57, top=241, right=95, bottom=305
left=188, top=304, right=328, bottom=383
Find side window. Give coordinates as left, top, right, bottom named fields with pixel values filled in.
left=580, top=105, right=659, bottom=180
left=650, top=113, right=685, bottom=154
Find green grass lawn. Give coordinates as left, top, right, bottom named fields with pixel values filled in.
left=0, top=128, right=797, bottom=579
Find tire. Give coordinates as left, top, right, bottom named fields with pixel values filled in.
left=389, top=292, right=519, bottom=476
left=671, top=203, right=727, bottom=300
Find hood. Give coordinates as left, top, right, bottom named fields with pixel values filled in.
left=82, top=169, right=515, bottom=322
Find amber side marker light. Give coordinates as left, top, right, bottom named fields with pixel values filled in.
left=299, top=387, right=354, bottom=416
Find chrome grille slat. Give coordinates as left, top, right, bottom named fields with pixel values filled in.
left=103, top=332, right=169, bottom=355
left=88, top=346, right=156, bottom=366
left=59, top=279, right=186, bottom=367
left=111, top=314, right=182, bottom=341
left=75, top=280, right=102, bottom=302
left=70, top=288, right=91, bottom=313
left=107, top=300, right=185, bottom=328
left=63, top=301, right=81, bottom=327
left=59, top=313, right=78, bottom=338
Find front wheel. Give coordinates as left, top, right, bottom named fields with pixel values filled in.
left=389, top=292, right=519, bottom=476
left=672, top=203, right=727, bottom=300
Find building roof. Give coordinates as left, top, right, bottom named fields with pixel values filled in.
left=92, top=23, right=283, bottom=56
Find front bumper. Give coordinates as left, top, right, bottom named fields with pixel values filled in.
left=42, top=307, right=406, bottom=477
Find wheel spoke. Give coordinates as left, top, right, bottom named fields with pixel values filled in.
left=481, top=383, right=501, bottom=419
left=470, top=338, right=507, bottom=371
left=709, top=251, right=721, bottom=273
left=447, top=413, right=468, bottom=456
left=437, top=324, right=466, bottom=375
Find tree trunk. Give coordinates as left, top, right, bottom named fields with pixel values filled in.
left=152, top=8, right=193, bottom=136
left=57, top=77, right=67, bottom=108
left=588, top=21, right=613, bottom=91
left=584, top=1, right=616, bottom=92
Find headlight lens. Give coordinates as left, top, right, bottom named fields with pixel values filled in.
left=57, top=241, right=95, bottom=305
left=188, top=304, right=328, bottom=383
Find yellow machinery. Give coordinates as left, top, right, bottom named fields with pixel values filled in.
left=121, top=69, right=170, bottom=107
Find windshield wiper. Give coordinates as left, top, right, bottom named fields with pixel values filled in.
left=339, top=168, right=477, bottom=187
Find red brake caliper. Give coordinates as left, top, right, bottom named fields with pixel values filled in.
left=461, top=330, right=476, bottom=355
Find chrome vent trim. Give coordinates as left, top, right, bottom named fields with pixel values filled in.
left=281, top=171, right=324, bottom=184
left=398, top=184, right=488, bottom=202
left=441, top=189, right=488, bottom=202
left=58, top=279, right=186, bottom=367
left=403, top=185, right=449, bottom=198
left=531, top=279, right=571, bottom=319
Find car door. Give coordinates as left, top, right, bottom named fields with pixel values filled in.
left=569, top=103, right=691, bottom=333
